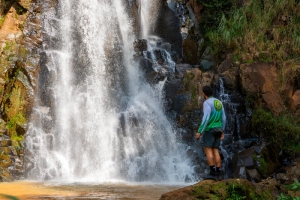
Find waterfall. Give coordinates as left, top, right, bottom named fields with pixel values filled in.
left=25, top=0, right=196, bottom=183
left=140, top=0, right=159, bottom=39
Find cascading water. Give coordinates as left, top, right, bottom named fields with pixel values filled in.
left=26, top=0, right=197, bottom=183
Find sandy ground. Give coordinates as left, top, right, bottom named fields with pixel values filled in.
left=0, top=181, right=183, bottom=200
left=0, top=181, right=77, bottom=199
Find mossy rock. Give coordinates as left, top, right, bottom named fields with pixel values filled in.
left=160, top=179, right=273, bottom=200
left=1, top=62, right=29, bottom=148
left=0, top=153, right=11, bottom=168
left=0, top=139, right=11, bottom=147
left=252, top=144, right=281, bottom=179
left=0, top=167, right=12, bottom=182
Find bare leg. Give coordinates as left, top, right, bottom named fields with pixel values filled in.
left=213, top=148, right=221, bottom=168
left=204, top=147, right=215, bottom=166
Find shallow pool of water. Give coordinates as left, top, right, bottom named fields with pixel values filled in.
left=0, top=181, right=183, bottom=199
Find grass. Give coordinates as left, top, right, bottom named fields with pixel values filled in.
left=196, top=0, right=234, bottom=32
left=285, top=180, right=300, bottom=191
left=0, top=194, right=19, bottom=200
left=278, top=180, right=300, bottom=200
left=204, top=0, right=300, bottom=62
left=226, top=184, right=247, bottom=200
left=252, top=107, right=300, bottom=152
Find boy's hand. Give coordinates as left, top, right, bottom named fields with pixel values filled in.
left=195, top=133, right=201, bottom=140
left=220, top=132, right=225, bottom=140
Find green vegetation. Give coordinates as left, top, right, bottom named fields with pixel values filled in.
left=0, top=194, right=19, bottom=200
left=196, top=0, right=234, bottom=33
left=192, top=180, right=273, bottom=199
left=226, top=184, right=247, bottom=200
left=6, top=113, right=26, bottom=130
left=252, top=107, right=300, bottom=151
left=3, top=40, right=16, bottom=52
left=278, top=180, right=300, bottom=199
left=285, top=180, right=300, bottom=191
left=14, top=3, right=27, bottom=15
left=258, top=156, right=268, bottom=175
left=277, top=194, right=295, bottom=200
left=200, top=0, right=300, bottom=61
left=6, top=112, right=26, bottom=147
left=0, top=16, right=5, bottom=27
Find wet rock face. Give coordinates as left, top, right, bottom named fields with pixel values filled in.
left=153, top=0, right=183, bottom=60
left=0, top=0, right=46, bottom=181
left=134, top=39, right=147, bottom=53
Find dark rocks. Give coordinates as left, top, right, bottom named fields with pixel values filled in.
left=232, top=147, right=255, bottom=180
left=276, top=157, right=300, bottom=184
left=232, top=144, right=281, bottom=182
left=139, top=58, right=154, bottom=74
left=276, top=173, right=289, bottom=184
left=153, top=0, right=183, bottom=59
left=134, top=39, right=147, bottom=54
left=182, top=38, right=198, bottom=65
left=257, top=145, right=281, bottom=179
left=246, top=168, right=262, bottom=182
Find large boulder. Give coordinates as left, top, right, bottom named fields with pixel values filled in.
left=240, top=62, right=285, bottom=114
left=255, top=145, right=281, bottom=179
left=232, top=144, right=281, bottom=181
left=160, top=179, right=285, bottom=200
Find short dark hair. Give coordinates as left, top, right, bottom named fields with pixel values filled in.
left=203, top=86, right=214, bottom=97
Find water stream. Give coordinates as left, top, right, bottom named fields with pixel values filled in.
left=25, top=0, right=196, bottom=183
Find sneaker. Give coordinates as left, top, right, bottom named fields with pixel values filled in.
left=203, top=172, right=217, bottom=180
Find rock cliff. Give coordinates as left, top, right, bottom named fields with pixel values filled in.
left=0, top=0, right=44, bottom=181
left=0, top=0, right=299, bottom=192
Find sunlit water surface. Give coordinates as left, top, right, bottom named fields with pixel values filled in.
left=0, top=181, right=183, bottom=199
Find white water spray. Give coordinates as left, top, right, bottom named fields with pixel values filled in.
left=26, top=0, right=196, bottom=183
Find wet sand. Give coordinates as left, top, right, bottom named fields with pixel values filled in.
left=0, top=181, right=183, bottom=199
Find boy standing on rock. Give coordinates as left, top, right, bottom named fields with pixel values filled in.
left=196, top=86, right=226, bottom=180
